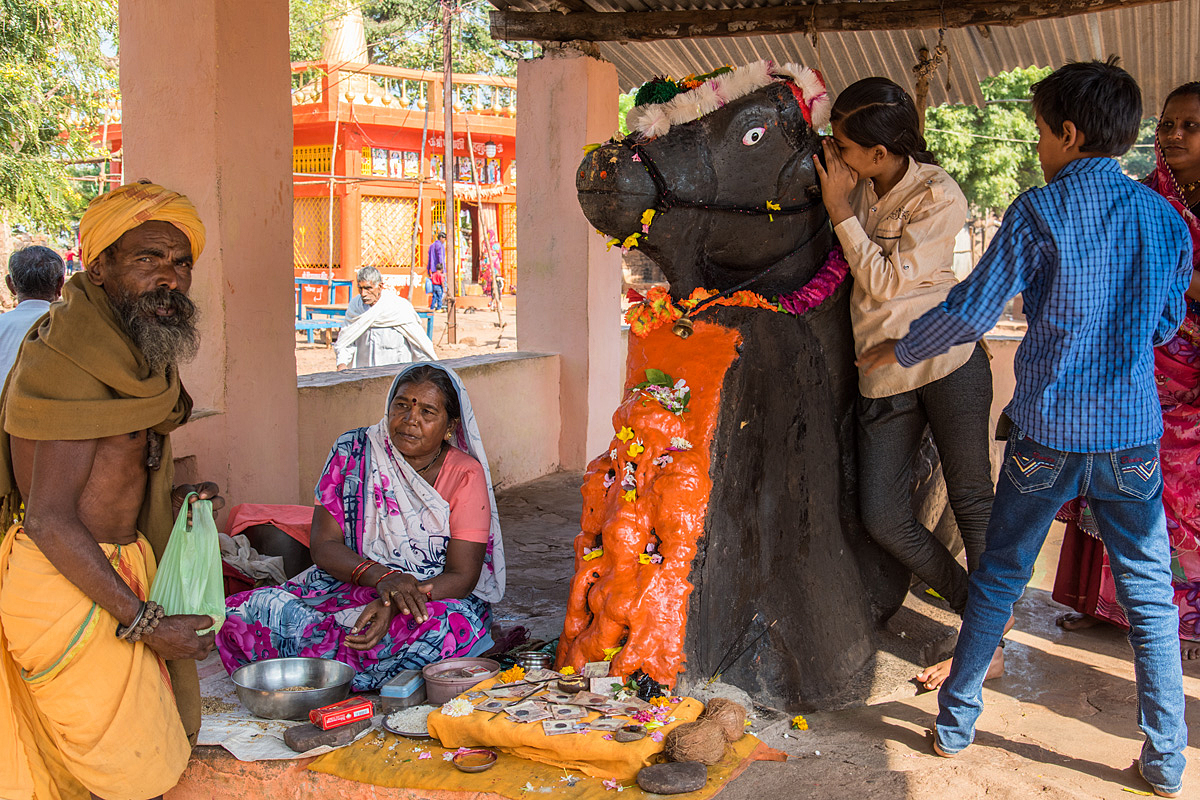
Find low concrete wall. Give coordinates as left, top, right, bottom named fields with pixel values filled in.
left=297, top=353, right=562, bottom=502
left=983, top=331, right=1021, bottom=479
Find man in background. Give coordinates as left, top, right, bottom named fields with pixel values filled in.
left=0, top=246, right=66, bottom=383
left=335, top=266, right=438, bottom=370
left=428, top=231, right=446, bottom=311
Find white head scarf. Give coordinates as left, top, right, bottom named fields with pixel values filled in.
left=358, top=362, right=505, bottom=602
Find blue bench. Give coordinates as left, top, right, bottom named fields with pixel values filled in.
left=295, top=319, right=341, bottom=345
left=296, top=312, right=436, bottom=345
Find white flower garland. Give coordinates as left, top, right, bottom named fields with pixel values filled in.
left=625, top=60, right=831, bottom=140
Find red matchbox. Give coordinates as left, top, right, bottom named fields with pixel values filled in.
left=309, top=697, right=374, bottom=730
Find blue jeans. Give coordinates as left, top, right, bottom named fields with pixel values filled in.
left=935, top=425, right=1186, bottom=794
left=430, top=284, right=444, bottom=310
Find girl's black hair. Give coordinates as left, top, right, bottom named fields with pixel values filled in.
left=830, top=77, right=938, bottom=165
left=392, top=365, right=461, bottom=422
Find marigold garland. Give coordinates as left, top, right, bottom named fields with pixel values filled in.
left=625, top=247, right=850, bottom=338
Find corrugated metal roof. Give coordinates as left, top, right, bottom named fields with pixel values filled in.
left=490, top=0, right=1200, bottom=111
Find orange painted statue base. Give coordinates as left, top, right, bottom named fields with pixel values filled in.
left=557, top=321, right=741, bottom=686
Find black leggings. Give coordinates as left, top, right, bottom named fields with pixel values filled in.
left=857, top=343, right=995, bottom=614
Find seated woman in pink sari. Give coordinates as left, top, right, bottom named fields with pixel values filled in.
left=215, top=363, right=506, bottom=689
left=1053, top=81, right=1200, bottom=660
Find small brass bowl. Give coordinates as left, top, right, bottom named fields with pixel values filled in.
left=453, top=748, right=498, bottom=773
left=557, top=676, right=587, bottom=693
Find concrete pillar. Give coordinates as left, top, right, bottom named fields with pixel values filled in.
left=516, top=50, right=623, bottom=469
left=119, top=0, right=300, bottom=508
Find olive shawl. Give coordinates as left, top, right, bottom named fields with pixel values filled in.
left=0, top=272, right=201, bottom=737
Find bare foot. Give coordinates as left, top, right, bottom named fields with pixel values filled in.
left=1055, top=611, right=1101, bottom=631
left=915, top=615, right=1013, bottom=691
left=1182, top=639, right=1200, bottom=661
left=927, top=729, right=956, bottom=758
left=1136, top=759, right=1183, bottom=797
left=915, top=645, right=1005, bottom=692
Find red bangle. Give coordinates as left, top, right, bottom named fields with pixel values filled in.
left=350, top=559, right=375, bottom=585
left=373, top=568, right=401, bottom=587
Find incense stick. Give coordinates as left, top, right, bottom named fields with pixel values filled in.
left=710, top=613, right=759, bottom=680
left=712, top=619, right=777, bottom=680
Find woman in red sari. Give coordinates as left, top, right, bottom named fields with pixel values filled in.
left=1053, top=82, right=1200, bottom=660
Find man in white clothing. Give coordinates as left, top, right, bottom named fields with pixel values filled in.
left=335, top=266, right=438, bottom=370
left=0, top=246, right=66, bottom=383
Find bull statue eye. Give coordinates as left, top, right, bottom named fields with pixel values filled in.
left=742, top=127, right=766, bottom=146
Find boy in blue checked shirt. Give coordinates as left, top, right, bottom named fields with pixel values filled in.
left=859, top=58, right=1192, bottom=797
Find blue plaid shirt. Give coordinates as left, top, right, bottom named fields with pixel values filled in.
left=895, top=157, right=1193, bottom=452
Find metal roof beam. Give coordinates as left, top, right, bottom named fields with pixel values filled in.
left=490, top=0, right=1177, bottom=43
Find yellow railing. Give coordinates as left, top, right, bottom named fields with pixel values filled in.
left=290, top=61, right=515, bottom=117
left=87, top=62, right=517, bottom=125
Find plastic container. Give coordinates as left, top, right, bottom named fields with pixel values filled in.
left=421, top=657, right=501, bottom=705
left=380, top=668, right=427, bottom=707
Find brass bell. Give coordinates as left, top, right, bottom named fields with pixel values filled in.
left=672, top=316, right=694, bottom=338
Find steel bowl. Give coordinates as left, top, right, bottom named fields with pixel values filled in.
left=230, top=657, right=355, bottom=720
left=517, top=651, right=553, bottom=671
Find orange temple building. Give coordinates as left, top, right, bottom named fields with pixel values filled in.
left=96, top=60, right=516, bottom=310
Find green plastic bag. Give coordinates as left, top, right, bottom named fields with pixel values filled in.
left=148, top=493, right=225, bottom=634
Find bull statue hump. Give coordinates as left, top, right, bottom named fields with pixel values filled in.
left=562, top=61, right=958, bottom=710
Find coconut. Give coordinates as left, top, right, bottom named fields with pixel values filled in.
left=699, top=697, right=746, bottom=742
left=663, top=720, right=726, bottom=765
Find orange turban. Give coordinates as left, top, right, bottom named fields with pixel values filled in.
left=79, top=180, right=206, bottom=268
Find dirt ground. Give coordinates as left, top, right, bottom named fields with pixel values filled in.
left=492, top=472, right=1200, bottom=800
left=295, top=298, right=518, bottom=375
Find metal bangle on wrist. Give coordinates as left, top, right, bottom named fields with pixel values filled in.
left=116, top=600, right=165, bottom=642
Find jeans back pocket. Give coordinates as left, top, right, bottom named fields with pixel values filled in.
left=1109, top=444, right=1162, bottom=500
left=1003, top=427, right=1067, bottom=493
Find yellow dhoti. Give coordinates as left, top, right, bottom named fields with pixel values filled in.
left=0, top=527, right=190, bottom=800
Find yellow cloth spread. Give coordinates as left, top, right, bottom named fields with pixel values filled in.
left=424, top=684, right=702, bottom=780
left=309, top=719, right=782, bottom=800
left=78, top=180, right=206, bottom=269
left=0, top=527, right=190, bottom=800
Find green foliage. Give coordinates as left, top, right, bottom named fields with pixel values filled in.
left=0, top=0, right=116, bottom=232
left=289, top=0, right=340, bottom=63
left=1118, top=116, right=1158, bottom=180
left=617, top=92, right=636, bottom=136
left=290, top=1, right=537, bottom=75
left=363, top=0, right=535, bottom=76
left=924, top=66, right=1050, bottom=214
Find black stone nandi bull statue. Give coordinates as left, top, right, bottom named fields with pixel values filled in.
left=555, top=61, right=960, bottom=710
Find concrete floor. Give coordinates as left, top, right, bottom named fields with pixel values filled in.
left=173, top=470, right=1200, bottom=799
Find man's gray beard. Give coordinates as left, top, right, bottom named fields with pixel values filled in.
left=111, top=288, right=201, bottom=374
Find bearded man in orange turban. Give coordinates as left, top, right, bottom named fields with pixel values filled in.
left=0, top=180, right=225, bottom=800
